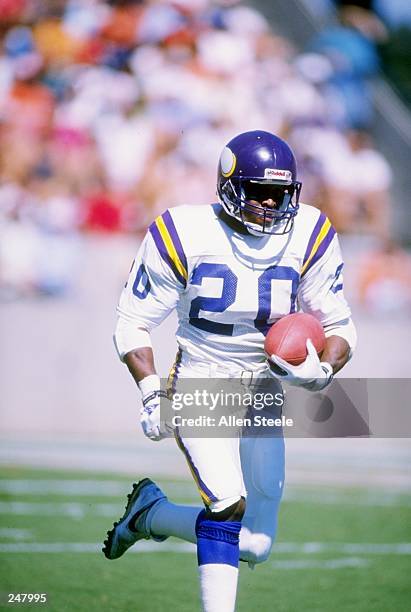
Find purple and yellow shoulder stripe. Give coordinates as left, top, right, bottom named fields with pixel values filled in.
left=149, top=210, right=188, bottom=287
left=301, top=212, right=336, bottom=276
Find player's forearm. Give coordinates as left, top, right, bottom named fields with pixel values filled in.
left=114, top=319, right=157, bottom=385
left=124, top=347, right=157, bottom=386
left=321, top=335, right=350, bottom=374
left=322, top=317, right=357, bottom=374
left=124, top=347, right=165, bottom=441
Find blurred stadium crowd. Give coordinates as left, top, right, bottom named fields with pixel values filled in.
left=0, top=0, right=410, bottom=312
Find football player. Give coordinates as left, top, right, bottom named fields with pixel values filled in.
left=103, top=130, right=357, bottom=612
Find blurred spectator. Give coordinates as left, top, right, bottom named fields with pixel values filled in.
left=0, top=0, right=404, bottom=302
left=310, top=3, right=386, bottom=128
left=332, top=0, right=411, bottom=28
left=331, top=0, right=411, bottom=107
left=379, top=26, right=411, bottom=106
left=288, top=124, right=392, bottom=241
left=0, top=0, right=27, bottom=22
left=0, top=175, right=81, bottom=298
left=371, top=0, right=411, bottom=28
left=321, top=129, right=392, bottom=239
left=357, top=240, right=411, bottom=314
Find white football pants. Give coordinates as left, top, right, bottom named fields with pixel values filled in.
left=169, top=352, right=285, bottom=565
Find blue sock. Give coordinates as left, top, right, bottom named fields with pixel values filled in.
left=195, top=510, right=241, bottom=567
left=196, top=511, right=242, bottom=611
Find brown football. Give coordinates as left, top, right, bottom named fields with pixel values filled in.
left=264, top=312, right=326, bottom=365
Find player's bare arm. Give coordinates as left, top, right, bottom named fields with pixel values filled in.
left=321, top=334, right=350, bottom=374
left=123, top=346, right=156, bottom=384
left=122, top=344, right=167, bottom=441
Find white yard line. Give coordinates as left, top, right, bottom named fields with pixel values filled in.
left=0, top=480, right=129, bottom=496
left=0, top=528, right=33, bottom=541
left=2, top=498, right=410, bottom=521
left=283, top=489, right=411, bottom=507
left=273, top=542, right=411, bottom=554
left=1, top=480, right=410, bottom=507
left=0, top=501, right=121, bottom=518
left=270, top=557, right=370, bottom=569
left=0, top=542, right=196, bottom=554
left=0, top=479, right=198, bottom=500
left=0, top=541, right=409, bottom=555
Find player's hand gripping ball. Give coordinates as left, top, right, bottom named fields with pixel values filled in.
left=265, top=313, right=332, bottom=391
left=264, top=312, right=325, bottom=365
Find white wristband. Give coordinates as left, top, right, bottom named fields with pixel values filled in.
left=319, top=361, right=334, bottom=388
left=320, top=362, right=333, bottom=379
left=138, top=374, right=161, bottom=398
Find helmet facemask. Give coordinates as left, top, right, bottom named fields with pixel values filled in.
left=218, top=176, right=301, bottom=236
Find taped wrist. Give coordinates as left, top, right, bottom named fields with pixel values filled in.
left=320, top=361, right=333, bottom=380
left=138, top=374, right=161, bottom=399
left=142, top=390, right=168, bottom=407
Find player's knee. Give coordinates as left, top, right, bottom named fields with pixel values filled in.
left=207, top=496, right=246, bottom=522
left=245, top=533, right=273, bottom=565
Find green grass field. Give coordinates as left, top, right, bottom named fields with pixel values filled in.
left=0, top=466, right=410, bottom=612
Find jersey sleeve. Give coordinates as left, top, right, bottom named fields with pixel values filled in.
left=115, top=212, right=188, bottom=358
left=298, top=228, right=352, bottom=326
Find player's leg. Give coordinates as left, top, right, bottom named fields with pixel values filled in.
left=102, top=434, right=284, bottom=568
left=148, top=435, right=284, bottom=566
left=170, top=433, right=245, bottom=612
left=148, top=500, right=199, bottom=542
left=239, top=433, right=285, bottom=566
left=149, top=432, right=243, bottom=536
left=196, top=500, right=244, bottom=612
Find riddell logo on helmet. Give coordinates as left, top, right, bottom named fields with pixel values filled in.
left=264, top=169, right=292, bottom=180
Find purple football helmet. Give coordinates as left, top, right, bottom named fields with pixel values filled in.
left=217, top=130, right=302, bottom=235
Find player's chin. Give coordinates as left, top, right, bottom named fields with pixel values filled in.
left=243, top=212, right=270, bottom=226
left=243, top=213, right=276, bottom=232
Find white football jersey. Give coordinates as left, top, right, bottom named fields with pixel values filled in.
left=116, top=203, right=351, bottom=369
